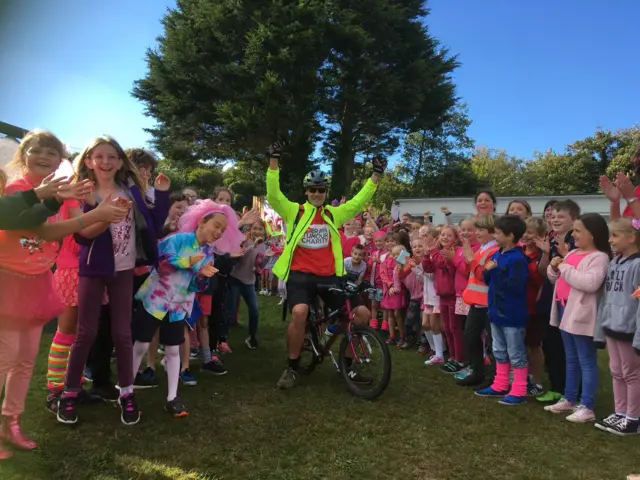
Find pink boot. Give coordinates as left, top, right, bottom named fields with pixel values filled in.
left=1, top=415, right=37, bottom=450
left=490, top=362, right=511, bottom=393
left=370, top=319, right=379, bottom=329
left=381, top=320, right=389, bottom=331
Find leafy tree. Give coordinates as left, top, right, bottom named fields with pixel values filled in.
left=133, top=0, right=329, bottom=196
left=398, top=103, right=476, bottom=197
left=134, top=0, right=459, bottom=200
left=320, top=0, right=458, bottom=198
left=469, top=147, right=526, bottom=195
left=522, top=150, right=596, bottom=194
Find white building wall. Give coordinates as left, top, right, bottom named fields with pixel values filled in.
left=396, top=194, right=611, bottom=224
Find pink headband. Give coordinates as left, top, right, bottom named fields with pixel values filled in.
left=373, top=231, right=386, bottom=239
left=178, top=199, right=244, bottom=253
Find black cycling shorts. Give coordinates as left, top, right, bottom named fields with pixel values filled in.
left=286, top=271, right=362, bottom=312
left=131, top=307, right=186, bottom=346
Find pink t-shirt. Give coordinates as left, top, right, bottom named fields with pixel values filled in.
left=555, top=251, right=591, bottom=303
left=56, top=200, right=82, bottom=269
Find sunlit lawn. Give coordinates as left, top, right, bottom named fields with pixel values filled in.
left=0, top=297, right=638, bottom=480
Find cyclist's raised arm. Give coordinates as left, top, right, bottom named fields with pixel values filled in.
left=266, top=140, right=298, bottom=221
left=330, top=154, right=387, bottom=227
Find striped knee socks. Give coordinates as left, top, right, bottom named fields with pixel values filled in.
left=46, top=331, right=75, bottom=393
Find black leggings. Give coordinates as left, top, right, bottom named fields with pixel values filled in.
left=464, top=306, right=492, bottom=375
left=542, top=320, right=566, bottom=393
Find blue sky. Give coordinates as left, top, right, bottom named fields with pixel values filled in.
left=1, top=0, right=638, bottom=158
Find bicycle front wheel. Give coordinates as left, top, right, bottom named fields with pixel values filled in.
left=338, top=324, right=391, bottom=400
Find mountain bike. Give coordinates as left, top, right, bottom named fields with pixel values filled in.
left=298, top=281, right=391, bottom=400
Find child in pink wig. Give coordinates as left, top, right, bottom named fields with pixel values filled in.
left=131, top=200, right=243, bottom=418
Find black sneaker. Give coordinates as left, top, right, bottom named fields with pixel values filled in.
left=440, top=360, right=464, bottom=374
left=165, top=397, right=189, bottom=418
left=346, top=369, right=373, bottom=385
left=608, top=417, right=640, bottom=436
left=245, top=336, right=258, bottom=350
left=118, top=393, right=141, bottom=426
left=595, top=412, right=624, bottom=432
left=276, top=368, right=299, bottom=390
left=88, top=383, right=119, bottom=402
left=57, top=395, right=79, bottom=425
left=134, top=367, right=159, bottom=389
left=46, top=392, right=61, bottom=414
left=201, top=357, right=227, bottom=376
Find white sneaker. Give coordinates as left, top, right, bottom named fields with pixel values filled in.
left=277, top=299, right=285, bottom=306
left=424, top=355, right=445, bottom=365
left=566, top=405, right=596, bottom=423
left=544, top=398, right=576, bottom=413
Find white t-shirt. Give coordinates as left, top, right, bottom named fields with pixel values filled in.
left=344, top=257, right=366, bottom=282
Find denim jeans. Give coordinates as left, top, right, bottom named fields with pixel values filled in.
left=560, top=329, right=598, bottom=409
left=225, top=277, right=259, bottom=339
left=490, top=323, right=527, bottom=369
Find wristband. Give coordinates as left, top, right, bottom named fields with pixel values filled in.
left=444, top=212, right=451, bottom=216
left=77, top=217, right=84, bottom=229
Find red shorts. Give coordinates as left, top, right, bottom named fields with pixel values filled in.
left=196, top=293, right=212, bottom=316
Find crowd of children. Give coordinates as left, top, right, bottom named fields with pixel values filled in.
left=337, top=179, right=640, bottom=436
left=0, top=130, right=639, bottom=460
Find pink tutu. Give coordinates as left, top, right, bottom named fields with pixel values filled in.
left=0, top=268, right=64, bottom=329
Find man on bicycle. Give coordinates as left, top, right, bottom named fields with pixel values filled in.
left=265, top=141, right=386, bottom=389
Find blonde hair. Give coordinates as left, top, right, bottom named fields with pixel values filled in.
left=525, top=216, right=547, bottom=237
left=0, top=169, right=7, bottom=196
left=459, top=216, right=476, bottom=229
left=474, top=214, right=496, bottom=232
left=6, top=129, right=66, bottom=176
left=76, top=136, right=145, bottom=194
left=610, top=218, right=640, bottom=249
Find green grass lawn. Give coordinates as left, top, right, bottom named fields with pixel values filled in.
left=0, top=296, right=638, bottom=480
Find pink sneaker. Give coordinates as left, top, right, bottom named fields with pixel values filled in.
left=424, top=355, right=444, bottom=365
left=566, top=405, right=596, bottom=423
left=544, top=398, right=576, bottom=413
left=381, top=321, right=389, bottom=331
left=217, top=342, right=233, bottom=354
left=370, top=319, right=379, bottom=329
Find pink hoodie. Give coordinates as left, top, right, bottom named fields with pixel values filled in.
left=452, top=243, right=480, bottom=297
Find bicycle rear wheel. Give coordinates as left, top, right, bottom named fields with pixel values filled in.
left=338, top=324, right=391, bottom=400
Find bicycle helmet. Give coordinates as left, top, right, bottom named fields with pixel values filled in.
left=303, top=169, right=329, bottom=188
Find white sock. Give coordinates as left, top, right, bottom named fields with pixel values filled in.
left=165, top=345, right=180, bottom=402
left=132, top=341, right=150, bottom=379
left=119, top=385, right=134, bottom=396
left=425, top=331, right=435, bottom=351
left=433, top=334, right=443, bottom=357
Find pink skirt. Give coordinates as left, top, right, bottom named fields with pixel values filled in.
left=381, top=288, right=407, bottom=310
left=0, top=268, right=64, bottom=329
left=53, top=268, right=108, bottom=307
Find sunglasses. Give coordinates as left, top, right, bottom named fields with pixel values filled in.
left=308, top=187, right=326, bottom=194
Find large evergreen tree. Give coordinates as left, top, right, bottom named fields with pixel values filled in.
left=133, top=0, right=459, bottom=198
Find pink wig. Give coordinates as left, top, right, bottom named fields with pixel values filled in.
left=178, top=199, right=244, bottom=253
left=373, top=231, right=386, bottom=239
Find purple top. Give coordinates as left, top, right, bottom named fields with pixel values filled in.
left=75, top=182, right=169, bottom=277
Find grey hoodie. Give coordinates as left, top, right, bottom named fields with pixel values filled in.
left=594, top=254, right=640, bottom=350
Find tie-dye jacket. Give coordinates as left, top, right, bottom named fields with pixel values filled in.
left=136, top=232, right=211, bottom=322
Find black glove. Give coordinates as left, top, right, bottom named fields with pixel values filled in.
left=268, top=140, right=285, bottom=159
left=372, top=154, right=387, bottom=174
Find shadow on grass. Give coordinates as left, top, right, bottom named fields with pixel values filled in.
left=1, top=297, right=639, bottom=480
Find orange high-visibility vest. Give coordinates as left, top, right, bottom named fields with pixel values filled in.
left=462, top=244, right=499, bottom=307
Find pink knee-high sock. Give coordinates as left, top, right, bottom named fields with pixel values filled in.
left=508, top=366, right=528, bottom=397
left=491, top=362, right=511, bottom=392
